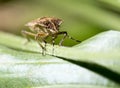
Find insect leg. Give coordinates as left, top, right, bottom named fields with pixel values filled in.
left=43, top=39, right=47, bottom=55
left=21, top=30, right=36, bottom=44
left=58, top=31, right=81, bottom=46
left=51, top=36, right=56, bottom=55
left=57, top=31, right=67, bottom=46
left=35, top=34, right=47, bottom=55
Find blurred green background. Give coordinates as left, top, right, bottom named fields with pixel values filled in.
left=0, top=0, right=120, bottom=46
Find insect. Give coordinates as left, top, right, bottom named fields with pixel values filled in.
left=22, top=17, right=81, bottom=55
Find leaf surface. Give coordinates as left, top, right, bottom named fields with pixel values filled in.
left=0, top=30, right=120, bottom=88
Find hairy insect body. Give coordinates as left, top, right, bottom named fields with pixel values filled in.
left=22, top=17, right=80, bottom=55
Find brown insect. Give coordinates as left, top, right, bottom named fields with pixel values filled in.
left=22, top=17, right=81, bottom=55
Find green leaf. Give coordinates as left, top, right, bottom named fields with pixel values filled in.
left=46, top=0, right=120, bottom=31
left=0, top=30, right=120, bottom=88
left=98, top=0, right=120, bottom=10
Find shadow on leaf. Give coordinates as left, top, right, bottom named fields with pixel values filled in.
left=54, top=55, right=120, bottom=84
